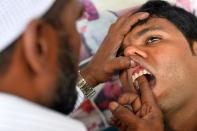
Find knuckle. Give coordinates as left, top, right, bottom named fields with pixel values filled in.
left=137, top=121, right=146, bottom=129
left=109, top=23, right=116, bottom=32
left=132, top=12, right=145, bottom=17
left=118, top=94, right=129, bottom=103
left=112, top=35, right=123, bottom=44
left=103, top=63, right=111, bottom=73
left=119, top=93, right=138, bottom=105
left=129, top=13, right=142, bottom=22
left=121, top=58, right=130, bottom=67
left=117, top=57, right=125, bottom=67
left=132, top=12, right=149, bottom=20
left=103, top=35, right=116, bottom=46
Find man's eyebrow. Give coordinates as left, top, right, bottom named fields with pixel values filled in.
left=136, top=26, right=166, bottom=37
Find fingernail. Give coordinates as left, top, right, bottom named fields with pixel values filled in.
left=109, top=102, right=119, bottom=111
left=139, top=12, right=149, bottom=19
left=130, top=60, right=137, bottom=67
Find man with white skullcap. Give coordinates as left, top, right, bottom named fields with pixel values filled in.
left=0, top=0, right=140, bottom=130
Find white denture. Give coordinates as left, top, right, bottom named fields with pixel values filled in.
left=132, top=69, right=151, bottom=82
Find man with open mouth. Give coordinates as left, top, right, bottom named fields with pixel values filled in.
left=109, top=1, right=197, bottom=131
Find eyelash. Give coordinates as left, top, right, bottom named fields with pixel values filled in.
left=145, top=36, right=161, bottom=45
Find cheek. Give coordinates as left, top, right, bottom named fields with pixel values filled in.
left=151, top=42, right=191, bottom=80
left=150, top=44, right=194, bottom=104
left=159, top=58, right=188, bottom=90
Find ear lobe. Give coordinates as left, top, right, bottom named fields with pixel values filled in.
left=22, top=19, right=51, bottom=74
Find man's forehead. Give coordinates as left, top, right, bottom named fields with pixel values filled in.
left=127, top=17, right=170, bottom=37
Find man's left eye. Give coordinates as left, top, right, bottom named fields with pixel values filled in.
left=146, top=36, right=161, bottom=45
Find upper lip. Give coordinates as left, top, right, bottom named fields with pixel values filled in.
left=128, top=65, right=152, bottom=83
left=131, top=65, right=151, bottom=76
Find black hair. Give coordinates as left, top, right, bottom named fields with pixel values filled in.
left=135, top=0, right=197, bottom=54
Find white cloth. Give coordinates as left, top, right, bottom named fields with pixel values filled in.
left=0, top=93, right=86, bottom=131
left=75, top=86, right=85, bottom=109
left=0, top=0, right=54, bottom=52
left=190, top=0, right=197, bottom=15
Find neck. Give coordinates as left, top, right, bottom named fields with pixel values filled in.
left=0, top=65, right=38, bottom=104
left=165, top=98, right=197, bottom=131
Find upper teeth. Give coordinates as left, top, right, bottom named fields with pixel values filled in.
left=132, top=69, right=151, bottom=82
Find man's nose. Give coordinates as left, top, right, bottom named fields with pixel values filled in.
left=124, top=45, right=148, bottom=58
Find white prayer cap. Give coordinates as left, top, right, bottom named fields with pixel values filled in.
left=0, top=0, right=55, bottom=52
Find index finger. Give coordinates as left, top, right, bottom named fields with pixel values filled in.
left=137, top=76, right=157, bottom=106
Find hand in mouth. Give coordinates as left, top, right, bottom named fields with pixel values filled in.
left=128, top=64, right=156, bottom=92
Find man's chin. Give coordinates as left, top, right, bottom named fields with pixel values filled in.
left=50, top=76, right=78, bottom=115
left=152, top=88, right=172, bottom=113
left=50, top=89, right=78, bottom=115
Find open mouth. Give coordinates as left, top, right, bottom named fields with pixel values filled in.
left=131, top=69, right=156, bottom=91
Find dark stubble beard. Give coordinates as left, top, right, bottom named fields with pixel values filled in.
left=50, top=43, right=78, bottom=115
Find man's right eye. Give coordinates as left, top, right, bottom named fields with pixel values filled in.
left=145, top=36, right=161, bottom=45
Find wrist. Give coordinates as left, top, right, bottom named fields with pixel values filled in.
left=80, top=67, right=98, bottom=87
left=76, top=70, right=96, bottom=99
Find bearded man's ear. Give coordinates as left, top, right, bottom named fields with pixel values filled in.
left=22, top=19, right=58, bottom=74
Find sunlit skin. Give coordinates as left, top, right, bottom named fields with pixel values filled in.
left=120, top=17, right=197, bottom=130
